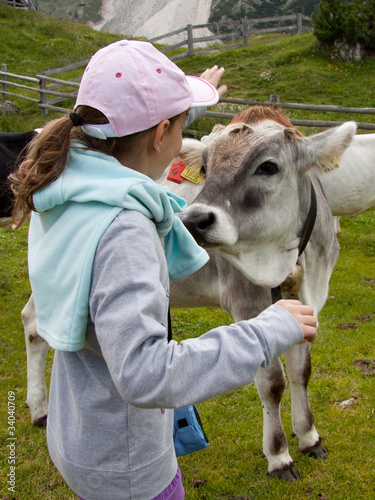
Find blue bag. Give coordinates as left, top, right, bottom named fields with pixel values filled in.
left=168, top=308, right=209, bottom=456
left=173, top=404, right=210, bottom=457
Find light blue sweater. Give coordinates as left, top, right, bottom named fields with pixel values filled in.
left=28, top=145, right=209, bottom=351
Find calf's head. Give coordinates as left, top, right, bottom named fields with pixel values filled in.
left=181, top=108, right=356, bottom=287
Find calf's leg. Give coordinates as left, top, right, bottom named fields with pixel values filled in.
left=255, top=359, right=300, bottom=481
left=227, top=281, right=300, bottom=479
left=284, top=343, right=327, bottom=458
left=22, top=294, right=49, bottom=426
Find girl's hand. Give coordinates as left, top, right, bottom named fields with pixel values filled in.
left=276, top=299, right=317, bottom=343
left=199, top=65, right=228, bottom=98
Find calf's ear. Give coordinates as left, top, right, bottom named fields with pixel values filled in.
left=211, top=123, right=225, bottom=133
left=180, top=138, right=206, bottom=167
left=298, top=121, right=357, bottom=174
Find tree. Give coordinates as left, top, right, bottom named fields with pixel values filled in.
left=285, top=0, right=320, bottom=16
left=312, top=0, right=375, bottom=53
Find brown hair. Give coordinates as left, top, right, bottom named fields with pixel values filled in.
left=231, top=106, right=303, bottom=138
left=10, top=106, right=182, bottom=227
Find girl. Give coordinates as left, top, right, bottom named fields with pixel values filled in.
left=10, top=40, right=317, bottom=500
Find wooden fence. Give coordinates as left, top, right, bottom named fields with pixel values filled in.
left=0, top=0, right=37, bottom=10
left=2, top=60, right=374, bottom=131
left=36, top=61, right=88, bottom=115
left=151, top=14, right=312, bottom=61
left=2, top=62, right=375, bottom=131
left=205, top=95, right=375, bottom=131
left=0, top=61, right=86, bottom=116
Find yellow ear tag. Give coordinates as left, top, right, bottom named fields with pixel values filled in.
left=323, top=156, right=340, bottom=173
left=181, top=165, right=204, bottom=184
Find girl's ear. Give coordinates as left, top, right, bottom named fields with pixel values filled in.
left=152, top=119, right=170, bottom=153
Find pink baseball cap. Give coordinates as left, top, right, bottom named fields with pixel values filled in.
left=74, top=39, right=219, bottom=139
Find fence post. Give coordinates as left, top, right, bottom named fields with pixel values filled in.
left=297, top=13, right=302, bottom=35
left=242, top=18, right=248, bottom=46
left=38, top=72, right=48, bottom=116
left=248, top=20, right=254, bottom=38
left=270, top=94, right=280, bottom=107
left=187, top=24, right=193, bottom=56
left=215, top=22, right=219, bottom=36
left=1, top=63, right=7, bottom=101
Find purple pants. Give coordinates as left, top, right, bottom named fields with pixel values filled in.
left=75, top=466, right=185, bottom=500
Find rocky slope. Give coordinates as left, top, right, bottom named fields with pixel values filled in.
left=92, top=0, right=214, bottom=45
left=37, top=1, right=315, bottom=44
left=37, top=0, right=214, bottom=44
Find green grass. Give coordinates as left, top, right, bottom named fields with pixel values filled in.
left=0, top=4, right=375, bottom=499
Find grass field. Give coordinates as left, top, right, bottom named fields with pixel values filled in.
left=0, top=3, right=375, bottom=499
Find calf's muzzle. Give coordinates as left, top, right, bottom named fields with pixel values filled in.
left=181, top=211, right=217, bottom=247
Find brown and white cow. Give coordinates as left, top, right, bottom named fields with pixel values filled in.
left=22, top=107, right=356, bottom=480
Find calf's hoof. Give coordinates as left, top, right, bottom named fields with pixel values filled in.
left=302, top=441, right=328, bottom=459
left=268, top=463, right=300, bottom=482
left=32, top=414, right=47, bottom=427
left=27, top=405, right=48, bottom=427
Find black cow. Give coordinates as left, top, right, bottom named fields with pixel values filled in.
left=0, top=131, right=36, bottom=225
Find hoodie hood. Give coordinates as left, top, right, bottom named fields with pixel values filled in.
left=28, top=145, right=208, bottom=351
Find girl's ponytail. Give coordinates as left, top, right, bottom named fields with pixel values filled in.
left=10, top=106, right=113, bottom=227
left=10, top=114, right=76, bottom=227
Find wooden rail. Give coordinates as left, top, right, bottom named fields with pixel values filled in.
left=212, top=96, right=375, bottom=130
left=1, top=64, right=375, bottom=131
left=0, top=63, right=82, bottom=115
left=1, top=64, right=374, bottom=131
left=149, top=14, right=312, bottom=61
left=0, top=0, right=37, bottom=11
left=36, top=59, right=88, bottom=116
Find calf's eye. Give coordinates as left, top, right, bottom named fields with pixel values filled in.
left=255, top=161, right=278, bottom=175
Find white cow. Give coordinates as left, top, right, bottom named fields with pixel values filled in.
left=317, top=131, right=375, bottom=233
left=317, top=132, right=375, bottom=217
left=22, top=107, right=356, bottom=481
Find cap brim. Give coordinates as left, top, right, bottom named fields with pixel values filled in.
left=186, top=76, right=219, bottom=108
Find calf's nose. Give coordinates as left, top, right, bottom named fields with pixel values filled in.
left=181, top=211, right=216, bottom=244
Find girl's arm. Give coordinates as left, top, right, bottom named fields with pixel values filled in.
left=89, top=210, right=305, bottom=409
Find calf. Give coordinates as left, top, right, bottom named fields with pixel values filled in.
left=21, top=108, right=356, bottom=481
left=166, top=108, right=355, bottom=479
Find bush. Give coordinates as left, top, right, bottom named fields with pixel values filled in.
left=312, top=0, right=375, bottom=53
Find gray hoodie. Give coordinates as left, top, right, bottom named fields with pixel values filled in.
left=46, top=209, right=304, bottom=500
